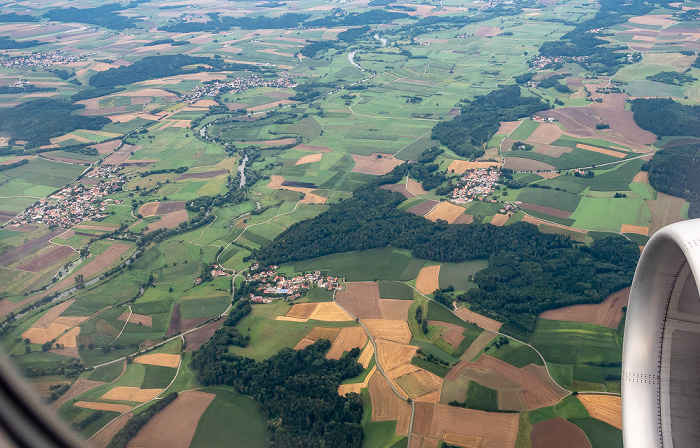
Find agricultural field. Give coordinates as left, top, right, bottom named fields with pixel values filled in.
left=0, top=0, right=697, bottom=446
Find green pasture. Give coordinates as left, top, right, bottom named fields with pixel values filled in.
left=570, top=418, right=622, bottom=448
left=141, top=364, right=177, bottom=389
left=569, top=196, right=651, bottom=231
left=378, top=281, right=414, bottom=300
left=190, top=387, right=268, bottom=448
left=293, top=247, right=425, bottom=282
left=438, top=259, right=489, bottom=292
left=508, top=120, right=540, bottom=140
left=465, top=381, right=499, bottom=412
left=88, top=361, right=125, bottom=383
left=488, top=341, right=543, bottom=368
left=179, top=295, right=229, bottom=319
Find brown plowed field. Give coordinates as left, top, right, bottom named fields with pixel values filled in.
left=305, top=326, right=341, bottom=342
left=498, top=389, right=525, bottom=411
left=647, top=192, right=685, bottom=235
left=184, top=320, right=220, bottom=352
left=407, top=200, right=440, bottom=216
left=416, top=265, right=440, bottom=294
left=497, top=121, right=521, bottom=135
left=300, top=192, right=327, bottom=204
left=379, top=183, right=413, bottom=199
left=73, top=224, right=118, bottom=232
left=424, top=202, right=467, bottom=224
left=364, top=319, right=412, bottom=344
left=428, top=321, right=465, bottom=348
left=308, top=302, right=354, bottom=321
left=7, top=224, right=37, bottom=232
left=0, top=229, right=63, bottom=267
left=51, top=379, right=106, bottom=411
left=326, top=326, right=367, bottom=359
left=182, top=317, right=212, bottom=331
left=447, top=160, right=502, bottom=174
left=530, top=417, right=591, bottom=448
left=475, top=26, right=501, bottom=36
left=534, top=144, right=573, bottom=157
left=490, top=213, right=510, bottom=226
left=75, top=401, right=132, bottom=413
left=395, top=369, right=442, bottom=399
left=175, top=170, right=228, bottom=180
left=358, top=342, right=374, bottom=368
left=454, top=307, right=502, bottom=332
left=368, top=371, right=412, bottom=435
left=503, top=157, right=556, bottom=172
left=18, top=245, right=76, bottom=272
left=376, top=339, right=418, bottom=373
left=139, top=201, right=186, bottom=217
left=145, top=210, right=189, bottom=233
left=577, top=394, right=622, bottom=429
left=90, top=412, right=132, bottom=448
left=134, top=353, right=180, bottom=368
left=166, top=303, right=181, bottom=337
left=126, top=390, right=215, bottom=448
left=412, top=402, right=435, bottom=436
left=351, top=154, right=403, bottom=175
left=407, top=178, right=428, bottom=195
left=378, top=299, right=412, bottom=320
left=527, top=123, right=563, bottom=144
left=103, top=144, right=143, bottom=166
left=453, top=214, right=474, bottom=224
left=521, top=203, right=572, bottom=219
left=33, top=300, right=75, bottom=329
left=285, top=303, right=317, bottom=319
left=119, top=311, right=153, bottom=327
left=335, top=282, right=381, bottom=319
left=426, top=404, right=519, bottom=448
left=101, top=387, right=162, bottom=402
left=539, top=287, right=629, bottom=329
left=90, top=140, right=121, bottom=154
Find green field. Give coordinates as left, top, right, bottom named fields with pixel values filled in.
left=569, top=196, right=651, bottom=232
left=465, top=381, right=499, bottom=412
left=508, top=120, right=541, bottom=141
left=294, top=247, right=425, bottom=281
left=190, top=387, right=268, bottom=448
left=569, top=418, right=623, bottom=448
left=88, top=361, right=125, bottom=383
left=438, top=260, right=489, bottom=291
left=378, top=281, right=414, bottom=300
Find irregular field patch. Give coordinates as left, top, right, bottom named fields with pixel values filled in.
left=378, top=299, right=412, bottom=320
left=368, top=369, right=411, bottom=436
left=74, top=401, right=132, bottom=413
left=335, top=282, right=381, bottom=319
left=364, top=319, right=412, bottom=344
left=351, top=153, right=403, bottom=175
left=416, top=265, right=440, bottom=295
left=308, top=301, right=354, bottom=321
left=448, top=160, right=502, bottom=173
left=118, top=311, right=153, bottom=327
left=326, top=326, right=367, bottom=359
left=424, top=202, right=467, bottom=223
left=454, top=307, right=502, bottom=333
left=530, top=417, right=591, bottom=448
left=538, top=287, right=629, bottom=329
left=101, top=387, right=162, bottom=402
left=145, top=210, right=189, bottom=233
left=134, top=353, right=180, bottom=368
left=295, top=153, right=322, bottom=165
left=577, top=394, right=622, bottom=429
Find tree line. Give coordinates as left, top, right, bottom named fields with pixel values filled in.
left=642, top=142, right=700, bottom=219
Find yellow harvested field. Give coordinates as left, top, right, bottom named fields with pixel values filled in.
left=22, top=323, right=71, bottom=344
left=305, top=326, right=341, bottom=342
left=379, top=299, right=412, bottom=320
left=395, top=369, right=442, bottom=400
left=308, top=302, right=354, bottom=321
left=490, top=213, right=509, bottom=226
left=429, top=404, right=519, bottom=447
left=295, top=153, right=323, bottom=165
left=338, top=366, right=377, bottom=396
left=447, top=160, right=502, bottom=174
left=101, top=387, right=163, bottom=402
left=621, top=224, right=649, bottom=235
left=284, top=303, right=317, bottom=320
left=358, top=342, right=375, bottom=368
left=406, top=178, right=428, bottom=195
left=351, top=153, right=403, bottom=175
left=248, top=99, right=297, bottom=112
left=368, top=370, right=412, bottom=436
left=364, top=319, right=412, bottom=344
left=74, top=401, right=132, bottom=413
left=134, top=353, right=180, bottom=368
left=53, top=316, right=88, bottom=326
left=577, top=394, right=622, bottom=429
left=633, top=171, right=649, bottom=183
left=442, top=432, right=482, bottom=447
left=536, top=171, right=560, bottom=179
left=576, top=143, right=626, bottom=158
left=527, top=123, right=563, bottom=144
left=33, top=300, right=75, bottom=329
left=294, top=338, right=315, bottom=350
left=375, top=339, right=418, bottom=373
left=56, top=327, right=81, bottom=348
left=267, top=175, right=315, bottom=194
left=454, top=307, right=502, bottom=332
left=416, top=265, right=441, bottom=295
left=300, top=192, right=327, bottom=204
left=424, top=202, right=467, bottom=224
left=275, top=316, right=308, bottom=322
left=326, top=326, right=368, bottom=359
left=497, top=121, right=521, bottom=135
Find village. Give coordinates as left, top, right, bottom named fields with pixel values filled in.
left=0, top=50, right=94, bottom=68
left=9, top=168, right=126, bottom=229
left=450, top=168, right=501, bottom=204
left=530, top=54, right=588, bottom=70
left=179, top=75, right=297, bottom=105
left=244, top=267, right=342, bottom=303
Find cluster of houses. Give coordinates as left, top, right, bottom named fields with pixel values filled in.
left=531, top=115, right=556, bottom=123
left=530, top=54, right=587, bottom=70
left=84, top=165, right=122, bottom=179
left=450, top=168, right=501, bottom=204
left=179, top=75, right=297, bottom=105
left=0, top=50, right=93, bottom=68
left=246, top=268, right=342, bottom=303
left=10, top=175, right=126, bottom=229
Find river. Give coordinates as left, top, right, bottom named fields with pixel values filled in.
left=238, top=155, right=248, bottom=188
left=348, top=51, right=363, bottom=71
left=374, top=34, right=387, bottom=47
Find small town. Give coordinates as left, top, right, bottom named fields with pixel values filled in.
left=9, top=174, right=126, bottom=229
left=530, top=54, right=588, bottom=70
left=0, top=50, right=93, bottom=68
left=450, top=168, right=501, bottom=203
left=179, top=75, right=297, bottom=104
left=244, top=267, right=342, bottom=302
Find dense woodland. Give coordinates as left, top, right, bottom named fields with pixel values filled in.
left=45, top=2, right=145, bottom=30
left=431, top=85, right=549, bottom=158
left=631, top=98, right=700, bottom=137
left=643, top=142, right=700, bottom=218
left=251, top=163, right=639, bottom=333
left=190, top=339, right=364, bottom=447
left=0, top=99, right=109, bottom=148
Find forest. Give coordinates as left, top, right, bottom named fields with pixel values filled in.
left=631, top=98, right=700, bottom=137
left=44, top=2, right=144, bottom=30
left=431, top=85, right=549, bottom=158
left=642, top=142, right=700, bottom=218
left=250, top=164, right=638, bottom=333
left=190, top=339, right=364, bottom=447
left=0, top=99, right=109, bottom=148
